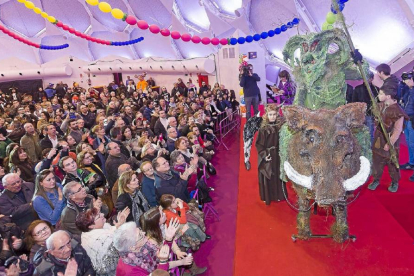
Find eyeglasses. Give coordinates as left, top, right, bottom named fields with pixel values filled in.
left=70, top=186, right=83, bottom=196
left=34, top=225, right=49, bottom=237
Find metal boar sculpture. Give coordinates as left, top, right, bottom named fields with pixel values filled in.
left=280, top=28, right=372, bottom=243
left=283, top=103, right=370, bottom=242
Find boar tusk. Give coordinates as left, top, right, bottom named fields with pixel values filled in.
left=284, top=161, right=313, bottom=189
left=342, top=156, right=371, bottom=191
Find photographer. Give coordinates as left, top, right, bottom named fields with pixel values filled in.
left=239, top=64, right=260, bottom=119
left=401, top=72, right=414, bottom=177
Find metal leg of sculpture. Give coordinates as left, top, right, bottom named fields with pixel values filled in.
left=292, top=196, right=312, bottom=241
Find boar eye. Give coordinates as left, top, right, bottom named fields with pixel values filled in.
left=305, top=129, right=317, bottom=143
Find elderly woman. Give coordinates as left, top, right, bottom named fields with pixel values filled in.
left=141, top=143, right=168, bottom=162
left=32, top=170, right=66, bottom=226
left=115, top=171, right=150, bottom=227
left=113, top=220, right=192, bottom=276
left=76, top=207, right=130, bottom=275
left=24, top=220, right=53, bottom=262
left=122, top=126, right=140, bottom=157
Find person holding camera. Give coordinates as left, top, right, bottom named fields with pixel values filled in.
left=400, top=71, right=414, bottom=176
left=239, top=64, right=261, bottom=119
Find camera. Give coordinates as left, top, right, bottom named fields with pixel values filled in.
left=0, top=223, right=21, bottom=242
left=242, top=65, right=250, bottom=76
left=4, top=256, right=29, bottom=272
left=401, top=72, right=414, bottom=81
left=56, top=145, right=63, bottom=151
left=69, top=112, right=76, bottom=119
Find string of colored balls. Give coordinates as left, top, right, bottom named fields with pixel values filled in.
left=16, top=0, right=145, bottom=47
left=0, top=24, right=68, bottom=50
left=84, top=0, right=300, bottom=45
left=322, top=0, right=349, bottom=30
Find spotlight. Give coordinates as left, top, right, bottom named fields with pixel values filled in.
left=37, top=71, right=41, bottom=74
left=150, top=66, right=153, bottom=69
left=93, top=74, right=96, bottom=77
left=195, top=65, right=199, bottom=69
left=98, top=68, right=101, bottom=71
left=87, top=68, right=91, bottom=71
left=119, top=67, right=122, bottom=70
left=0, top=74, right=4, bottom=77
left=69, top=57, right=73, bottom=62
left=109, top=67, right=112, bottom=70
left=183, top=65, right=186, bottom=68
left=172, top=66, right=175, bottom=69
left=160, top=66, right=163, bottom=69
left=19, top=73, right=22, bottom=76
left=129, top=67, right=132, bottom=70
left=139, top=67, right=142, bottom=70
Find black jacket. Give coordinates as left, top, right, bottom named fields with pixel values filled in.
left=352, top=83, right=379, bottom=116
left=154, top=170, right=190, bottom=202
left=240, top=74, right=261, bottom=97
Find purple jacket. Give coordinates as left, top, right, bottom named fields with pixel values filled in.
left=278, top=81, right=296, bottom=105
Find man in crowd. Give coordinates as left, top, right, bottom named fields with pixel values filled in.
left=40, top=124, right=59, bottom=150
left=20, top=122, right=42, bottom=162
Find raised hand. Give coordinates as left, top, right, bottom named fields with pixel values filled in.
left=115, top=207, right=130, bottom=228
left=157, top=244, right=170, bottom=262
left=165, top=217, right=180, bottom=241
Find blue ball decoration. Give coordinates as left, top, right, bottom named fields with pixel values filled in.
left=268, top=30, right=275, bottom=37
left=230, top=38, right=238, bottom=45
left=246, top=35, right=253, bottom=43
left=281, top=25, right=288, bottom=32
left=253, top=34, right=261, bottom=41
left=237, top=37, right=246, bottom=44
left=140, top=37, right=144, bottom=41
left=292, top=18, right=300, bottom=25
left=287, top=22, right=293, bottom=28
left=338, top=0, right=348, bottom=3
left=275, top=28, right=281, bottom=35
left=261, top=32, right=268, bottom=39
left=331, top=3, right=344, bottom=14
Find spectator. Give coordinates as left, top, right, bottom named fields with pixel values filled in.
left=154, top=110, right=168, bottom=140
left=33, top=230, right=95, bottom=275
left=20, top=122, right=42, bottom=163
left=40, top=124, right=59, bottom=151
left=9, top=146, right=36, bottom=183
left=0, top=173, right=37, bottom=229
left=32, top=170, right=66, bottom=226
left=24, top=220, right=53, bottom=262
left=111, top=164, right=132, bottom=205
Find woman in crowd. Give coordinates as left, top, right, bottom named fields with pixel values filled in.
left=160, top=194, right=209, bottom=251
left=8, top=146, right=35, bottom=183
left=32, top=169, right=66, bottom=226
left=65, top=134, right=77, bottom=152
left=37, top=111, right=50, bottom=131
left=77, top=150, right=108, bottom=192
left=24, top=220, right=53, bottom=261
left=187, top=132, right=214, bottom=162
left=76, top=207, right=130, bottom=275
left=115, top=170, right=150, bottom=227
left=174, top=137, right=193, bottom=164
left=113, top=220, right=193, bottom=275
left=122, top=126, right=140, bottom=157
left=140, top=207, right=207, bottom=275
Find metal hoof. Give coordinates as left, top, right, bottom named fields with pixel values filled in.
left=245, top=161, right=251, bottom=171
left=291, top=235, right=297, bottom=242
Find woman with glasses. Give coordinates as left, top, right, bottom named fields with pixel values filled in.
left=24, top=220, right=53, bottom=262
left=32, top=170, right=66, bottom=226
left=115, top=171, right=150, bottom=227
left=75, top=207, right=130, bottom=275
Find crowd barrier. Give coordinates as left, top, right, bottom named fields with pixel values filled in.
left=213, top=108, right=241, bottom=150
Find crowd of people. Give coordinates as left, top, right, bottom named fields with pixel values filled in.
left=0, top=74, right=240, bottom=276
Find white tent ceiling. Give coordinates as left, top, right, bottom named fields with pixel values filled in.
left=0, top=0, right=413, bottom=73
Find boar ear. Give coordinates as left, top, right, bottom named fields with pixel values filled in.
left=335, top=102, right=367, bottom=128
left=282, top=105, right=309, bottom=131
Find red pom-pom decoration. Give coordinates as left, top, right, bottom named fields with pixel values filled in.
left=211, top=37, right=219, bottom=45
left=56, top=21, right=63, bottom=28
left=201, top=37, right=210, bottom=45
left=160, top=29, right=170, bottom=37
left=191, top=36, right=201, bottom=43
left=171, top=31, right=181, bottom=39
left=137, top=20, right=149, bottom=30
left=181, top=33, right=191, bottom=42
left=74, top=31, right=81, bottom=36
left=62, top=25, right=70, bottom=31
left=149, top=25, right=160, bottom=34
left=125, top=15, right=137, bottom=26
left=220, top=38, right=228, bottom=45
left=68, top=28, right=75, bottom=34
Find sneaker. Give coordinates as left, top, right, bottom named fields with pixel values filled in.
left=400, top=163, right=414, bottom=170
left=388, top=182, right=398, bottom=193
left=368, top=180, right=380, bottom=191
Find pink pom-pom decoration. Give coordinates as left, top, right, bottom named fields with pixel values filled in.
left=220, top=38, right=228, bottom=45
left=149, top=25, right=160, bottom=34
left=171, top=31, right=181, bottom=40
left=191, top=36, right=201, bottom=44
left=160, top=29, right=170, bottom=37
left=125, top=15, right=137, bottom=26
left=62, top=25, right=69, bottom=31
left=56, top=21, right=63, bottom=28
left=201, top=37, right=210, bottom=45
left=211, top=37, right=219, bottom=45
left=181, top=33, right=191, bottom=42
left=68, top=28, right=75, bottom=34
left=137, top=20, right=149, bottom=30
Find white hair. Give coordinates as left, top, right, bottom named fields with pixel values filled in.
left=62, top=181, right=81, bottom=199
left=113, top=222, right=138, bottom=253
left=46, top=230, right=70, bottom=251
left=2, top=173, right=18, bottom=187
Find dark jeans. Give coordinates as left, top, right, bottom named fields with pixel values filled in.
left=245, top=96, right=259, bottom=120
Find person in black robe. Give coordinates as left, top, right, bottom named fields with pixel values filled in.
left=255, top=104, right=286, bottom=205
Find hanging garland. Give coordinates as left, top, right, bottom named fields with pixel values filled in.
left=83, top=0, right=300, bottom=46
left=322, top=0, right=349, bottom=30
left=0, top=24, right=69, bottom=50
left=16, top=0, right=145, bottom=46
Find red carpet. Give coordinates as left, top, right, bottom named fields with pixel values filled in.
left=234, top=119, right=414, bottom=276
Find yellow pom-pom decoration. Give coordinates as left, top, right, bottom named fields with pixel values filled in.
left=98, top=2, right=112, bottom=13
left=24, top=1, right=35, bottom=9
left=326, top=12, right=337, bottom=24
left=40, top=12, right=49, bottom=18
left=322, top=22, right=333, bottom=31
left=47, top=16, right=56, bottom=23
left=17, top=0, right=27, bottom=3
left=111, top=8, right=124, bottom=19
left=85, top=0, right=99, bottom=6
left=33, top=7, right=42, bottom=14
